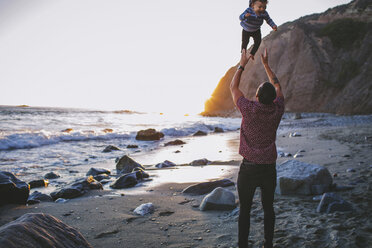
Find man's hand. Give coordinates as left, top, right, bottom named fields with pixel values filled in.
left=272, top=25, right=278, bottom=31
left=260, top=48, right=268, bottom=66
left=240, top=49, right=250, bottom=67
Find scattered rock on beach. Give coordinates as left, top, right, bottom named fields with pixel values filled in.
left=0, top=171, right=29, bottom=206
left=183, top=179, right=235, bottom=195
left=86, top=167, right=111, bottom=176
left=133, top=203, right=155, bottom=216
left=93, top=174, right=111, bottom=181
left=0, top=213, right=92, bottom=248
left=127, top=144, right=139, bottom=148
left=189, top=158, right=211, bottom=166
left=316, top=193, right=354, bottom=213
left=135, top=128, right=164, bottom=141
left=199, top=187, right=236, bottom=211
left=116, top=155, right=145, bottom=174
left=155, top=160, right=176, bottom=168
left=276, top=160, right=333, bottom=195
left=27, top=191, right=53, bottom=205
left=214, top=127, right=224, bottom=133
left=110, top=172, right=138, bottom=189
left=28, top=179, right=48, bottom=189
left=289, top=132, right=302, bottom=137
left=133, top=168, right=150, bottom=180
left=193, top=130, right=207, bottom=136
left=346, top=168, right=356, bottom=173
left=44, top=172, right=60, bottom=179
left=61, top=128, right=73, bottom=133
left=102, top=128, right=113, bottom=133
left=102, top=145, right=120, bottom=153
left=164, top=139, right=186, bottom=146
left=293, top=153, right=304, bottom=158
left=292, top=113, right=302, bottom=120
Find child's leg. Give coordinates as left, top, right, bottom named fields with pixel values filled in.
left=250, top=29, right=262, bottom=56
left=241, top=29, right=251, bottom=52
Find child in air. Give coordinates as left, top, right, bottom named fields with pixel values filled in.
left=240, top=0, right=277, bottom=60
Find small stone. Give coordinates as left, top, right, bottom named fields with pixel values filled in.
left=293, top=153, right=304, bottom=158
left=127, top=144, right=138, bottom=148
left=346, top=168, right=356, bottom=173
left=193, top=131, right=207, bottom=136
left=289, top=132, right=301, bottom=137
left=133, top=203, right=155, bottom=216
left=55, top=198, right=68, bottom=203
left=44, top=172, right=60, bottom=179
left=102, top=145, right=120, bottom=153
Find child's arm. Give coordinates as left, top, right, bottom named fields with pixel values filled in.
left=239, top=8, right=251, bottom=21
left=263, top=11, right=277, bottom=31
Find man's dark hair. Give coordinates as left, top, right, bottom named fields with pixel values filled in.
left=257, top=82, right=276, bottom=104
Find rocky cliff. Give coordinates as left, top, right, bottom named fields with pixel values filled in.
left=202, top=0, right=372, bottom=116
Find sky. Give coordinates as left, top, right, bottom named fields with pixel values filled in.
left=0, top=0, right=352, bottom=114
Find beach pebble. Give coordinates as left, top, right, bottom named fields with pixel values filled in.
left=55, top=198, right=68, bottom=203
left=193, top=130, right=207, bottom=136
left=86, top=167, right=111, bottom=176
left=276, top=160, right=333, bottom=195
left=27, top=191, right=53, bottom=205
left=116, top=155, right=145, bottom=174
left=0, top=213, right=92, bottom=247
left=61, top=128, right=73, bottom=133
left=214, top=127, right=224, bottom=133
left=110, top=172, right=138, bottom=189
left=189, top=158, right=211, bottom=166
left=284, top=153, right=292, bottom=157
left=28, top=179, right=48, bottom=189
left=50, top=177, right=102, bottom=200
left=44, top=172, right=60, bottom=179
left=164, top=139, right=186, bottom=146
left=133, top=203, right=155, bottom=216
left=102, top=145, right=120, bottom=153
left=297, top=149, right=306, bottom=153
left=155, top=160, right=176, bottom=168
left=346, top=168, right=356, bottom=173
left=127, top=144, right=139, bottom=148
left=289, top=132, right=301, bottom=137
left=0, top=171, right=29, bottom=206
left=293, top=153, right=304, bottom=158
left=199, top=187, right=236, bottom=211
left=182, top=179, right=234, bottom=195
left=174, top=150, right=181, bottom=153
left=135, top=128, right=164, bottom=141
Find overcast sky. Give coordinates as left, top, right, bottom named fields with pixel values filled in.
left=0, top=0, right=352, bottom=114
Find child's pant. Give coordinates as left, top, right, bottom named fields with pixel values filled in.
left=237, top=158, right=276, bottom=248
left=241, top=29, right=262, bottom=56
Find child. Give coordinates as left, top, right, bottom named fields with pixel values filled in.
left=240, top=0, right=277, bottom=60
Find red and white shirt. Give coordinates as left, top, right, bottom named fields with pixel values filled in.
left=237, top=95, right=285, bottom=164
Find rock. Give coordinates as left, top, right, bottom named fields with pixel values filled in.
left=135, top=128, right=164, bottom=141
left=102, top=128, right=113, bottom=133
left=199, top=187, right=236, bottom=211
left=183, top=179, right=235, bottom=195
left=50, top=176, right=102, bottom=201
left=312, top=195, right=323, bottom=201
left=61, top=128, right=73, bottom=133
left=174, top=150, right=181, bottom=153
left=214, top=127, right=224, bottom=133
left=133, top=203, right=155, bottom=216
left=317, top=193, right=353, bottom=213
left=293, top=113, right=302, bottom=120
left=132, top=168, right=150, bottom=180
left=289, top=132, right=302, bottom=137
left=44, top=172, right=60, bottom=179
left=293, top=153, right=304, bottom=158
left=155, top=160, right=176, bottom=168
left=275, top=160, right=333, bottom=195
left=297, top=149, right=306, bottom=153
left=127, top=144, right=138, bottom=148
left=164, top=139, right=186, bottom=146
left=284, top=153, right=292, bottom=157
left=189, top=158, right=211, bottom=166
left=110, top=172, right=138, bottom=189
left=0, top=171, right=30, bottom=206
left=28, top=179, right=48, bottom=189
left=116, top=155, right=145, bottom=174
left=193, top=130, right=207, bottom=136
left=346, top=168, right=356, bottom=173
left=86, top=167, right=111, bottom=176
left=27, top=191, right=53, bottom=205
left=55, top=198, right=68, bottom=203
left=102, top=145, right=120, bottom=153
left=0, top=213, right=92, bottom=248
left=278, top=151, right=285, bottom=157
left=93, top=174, right=111, bottom=181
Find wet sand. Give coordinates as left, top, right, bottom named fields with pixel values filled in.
left=0, top=123, right=371, bottom=248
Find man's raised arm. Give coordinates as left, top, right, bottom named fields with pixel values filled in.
left=230, top=49, right=250, bottom=106
left=260, top=49, right=284, bottom=99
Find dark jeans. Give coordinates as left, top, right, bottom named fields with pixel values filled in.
left=241, top=29, right=262, bottom=56
left=237, top=158, right=277, bottom=248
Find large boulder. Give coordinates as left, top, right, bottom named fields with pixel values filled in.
left=0, top=213, right=92, bottom=248
left=50, top=176, right=102, bottom=201
left=135, top=128, right=164, bottom=141
left=199, top=187, right=236, bottom=211
left=116, top=155, right=145, bottom=174
left=183, top=179, right=235, bottom=195
left=275, top=160, right=333, bottom=195
left=0, top=171, right=29, bottom=206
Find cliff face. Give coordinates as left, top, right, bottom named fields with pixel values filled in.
left=203, top=0, right=372, bottom=116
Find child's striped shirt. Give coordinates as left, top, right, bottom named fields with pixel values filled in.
left=239, top=7, right=276, bottom=32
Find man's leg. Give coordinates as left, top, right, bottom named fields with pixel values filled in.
left=250, top=29, right=262, bottom=56
left=260, top=165, right=277, bottom=248
left=241, top=29, right=251, bottom=52
left=237, top=164, right=257, bottom=248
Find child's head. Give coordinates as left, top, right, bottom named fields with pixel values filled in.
left=250, top=0, right=267, bottom=14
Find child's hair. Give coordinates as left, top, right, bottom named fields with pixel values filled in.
left=250, top=0, right=268, bottom=6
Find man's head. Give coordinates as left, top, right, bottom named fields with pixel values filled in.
left=251, top=0, right=268, bottom=14
left=256, top=82, right=276, bottom=104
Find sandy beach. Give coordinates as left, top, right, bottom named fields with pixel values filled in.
left=1, top=119, right=371, bottom=248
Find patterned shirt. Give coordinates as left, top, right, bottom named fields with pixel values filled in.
left=237, top=96, right=284, bottom=164
left=239, top=7, right=276, bottom=32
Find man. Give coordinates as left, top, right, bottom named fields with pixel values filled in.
left=230, top=48, right=284, bottom=248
